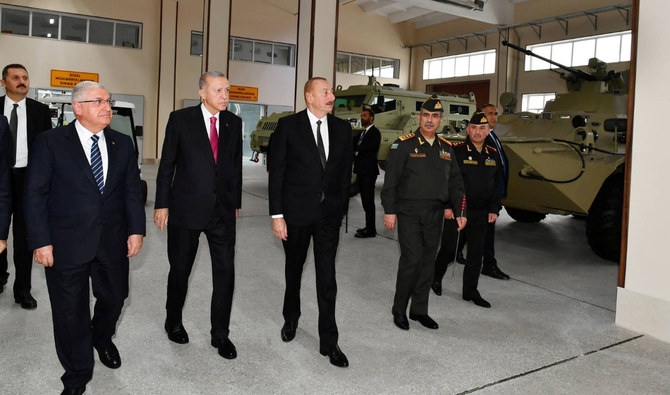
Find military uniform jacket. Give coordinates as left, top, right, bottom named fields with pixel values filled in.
left=453, top=137, right=502, bottom=214
left=381, top=129, right=465, bottom=214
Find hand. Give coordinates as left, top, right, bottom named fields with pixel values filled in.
left=154, top=208, right=169, bottom=231
left=34, top=245, right=54, bottom=267
left=272, top=218, right=288, bottom=241
left=488, top=213, right=498, bottom=223
left=455, top=217, right=467, bottom=231
left=384, top=214, right=396, bottom=230
left=127, top=234, right=143, bottom=258
left=444, top=209, right=454, bottom=220
left=0, top=240, right=6, bottom=254
left=235, top=209, right=240, bottom=219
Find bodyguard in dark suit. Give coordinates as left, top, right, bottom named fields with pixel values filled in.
left=353, top=106, right=381, bottom=238
left=268, top=77, right=353, bottom=368
left=154, top=71, right=242, bottom=360
left=24, top=82, right=145, bottom=395
left=0, top=117, right=11, bottom=256
left=0, top=63, right=53, bottom=305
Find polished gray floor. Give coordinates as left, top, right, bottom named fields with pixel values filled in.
left=1, top=160, right=669, bottom=394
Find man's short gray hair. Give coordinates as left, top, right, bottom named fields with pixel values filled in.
left=199, top=71, right=226, bottom=89
left=72, top=81, right=108, bottom=102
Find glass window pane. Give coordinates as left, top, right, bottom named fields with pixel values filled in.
left=441, top=58, right=455, bottom=78
left=32, top=12, right=59, bottom=39
left=1, top=8, right=30, bottom=35
left=61, top=16, right=87, bottom=42
left=380, top=59, right=396, bottom=78
left=469, top=54, right=484, bottom=75
left=351, top=55, right=365, bottom=75
left=484, top=52, right=496, bottom=74
left=89, top=19, right=113, bottom=45
left=366, top=58, right=380, bottom=77
left=620, top=33, right=631, bottom=62
left=115, top=23, right=140, bottom=48
left=423, top=60, right=430, bottom=79
left=572, top=39, right=595, bottom=66
left=528, top=95, right=545, bottom=110
left=551, top=43, right=572, bottom=67
left=274, top=44, right=291, bottom=66
left=530, top=45, right=551, bottom=70
left=595, top=35, right=621, bottom=63
left=337, top=53, right=349, bottom=73
left=454, top=56, right=469, bottom=77
left=232, top=39, right=252, bottom=61
left=190, top=31, right=203, bottom=56
left=428, top=60, right=441, bottom=79
left=254, top=42, right=272, bottom=63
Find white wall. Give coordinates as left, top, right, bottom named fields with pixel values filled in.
left=615, top=0, right=670, bottom=343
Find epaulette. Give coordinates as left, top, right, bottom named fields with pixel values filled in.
left=486, top=145, right=498, bottom=153
left=453, top=142, right=466, bottom=147
left=398, top=132, right=416, bottom=141
left=438, top=136, right=452, bottom=145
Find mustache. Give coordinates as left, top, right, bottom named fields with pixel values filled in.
left=423, top=122, right=435, bottom=127
left=17, top=84, right=27, bottom=89
left=326, top=101, right=334, bottom=106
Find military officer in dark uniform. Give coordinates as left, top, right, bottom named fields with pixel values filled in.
left=381, top=94, right=466, bottom=331
left=432, top=112, right=502, bottom=308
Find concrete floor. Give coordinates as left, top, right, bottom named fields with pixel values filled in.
left=1, top=159, right=669, bottom=394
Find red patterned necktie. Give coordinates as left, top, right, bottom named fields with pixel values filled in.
left=209, top=116, right=218, bottom=163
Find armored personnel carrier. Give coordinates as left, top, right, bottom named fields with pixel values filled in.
left=486, top=41, right=628, bottom=261
left=249, top=77, right=477, bottom=170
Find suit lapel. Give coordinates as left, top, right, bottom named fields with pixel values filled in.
left=298, top=110, right=323, bottom=168
left=0, top=96, right=5, bottom=116
left=103, top=129, right=120, bottom=193
left=194, top=106, right=216, bottom=165
left=63, top=124, right=97, bottom=188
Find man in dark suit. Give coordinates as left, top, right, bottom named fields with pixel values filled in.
left=24, top=81, right=145, bottom=395
left=353, top=105, right=381, bottom=238
left=268, top=77, right=353, bottom=368
left=154, top=71, right=242, bottom=360
left=0, top=117, right=11, bottom=257
left=0, top=63, right=53, bottom=305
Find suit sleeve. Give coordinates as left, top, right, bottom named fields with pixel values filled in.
left=268, top=117, right=288, bottom=216
left=0, top=118, right=11, bottom=240
left=122, top=135, right=146, bottom=236
left=340, top=122, right=353, bottom=213
left=24, top=132, right=54, bottom=250
left=155, top=112, right=178, bottom=209
left=233, top=116, right=243, bottom=209
left=381, top=139, right=404, bottom=214
left=488, top=150, right=503, bottom=215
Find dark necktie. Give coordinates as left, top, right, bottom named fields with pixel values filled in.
left=316, top=120, right=326, bottom=168
left=9, top=103, right=18, bottom=167
left=91, top=135, right=104, bottom=194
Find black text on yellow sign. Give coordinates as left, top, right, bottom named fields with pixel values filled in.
left=229, top=85, right=258, bottom=102
left=50, top=70, right=100, bottom=88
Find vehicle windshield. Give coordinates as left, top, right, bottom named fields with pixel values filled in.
left=334, top=95, right=367, bottom=111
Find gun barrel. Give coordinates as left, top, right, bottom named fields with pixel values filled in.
left=502, top=40, right=596, bottom=81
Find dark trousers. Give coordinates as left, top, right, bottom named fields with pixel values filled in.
left=456, top=220, right=498, bottom=268
left=0, top=168, right=32, bottom=295
left=45, top=249, right=129, bottom=387
left=357, top=174, right=377, bottom=231
left=435, top=209, right=488, bottom=298
left=282, top=219, right=340, bottom=349
left=393, top=201, right=443, bottom=316
left=166, top=215, right=236, bottom=340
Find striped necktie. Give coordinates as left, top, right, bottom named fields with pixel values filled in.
left=91, top=134, right=104, bottom=194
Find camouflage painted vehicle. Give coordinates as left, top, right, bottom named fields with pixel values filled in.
left=469, top=41, right=627, bottom=261
left=249, top=77, right=477, bottom=170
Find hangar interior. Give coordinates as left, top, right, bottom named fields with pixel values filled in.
left=1, top=0, right=670, bottom=393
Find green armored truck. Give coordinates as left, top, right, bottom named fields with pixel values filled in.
left=249, top=77, right=477, bottom=170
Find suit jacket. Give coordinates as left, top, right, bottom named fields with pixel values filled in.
left=485, top=130, right=509, bottom=197
left=353, top=124, right=381, bottom=176
left=155, top=105, right=242, bottom=229
left=0, top=117, right=11, bottom=239
left=24, top=123, right=146, bottom=264
left=268, top=109, right=353, bottom=226
left=0, top=95, right=53, bottom=154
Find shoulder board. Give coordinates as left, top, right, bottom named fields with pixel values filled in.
left=438, top=136, right=452, bottom=145
left=486, top=145, right=498, bottom=153
left=398, top=132, right=416, bottom=141
left=453, top=142, right=466, bottom=147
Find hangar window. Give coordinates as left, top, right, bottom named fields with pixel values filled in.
left=521, top=93, right=556, bottom=113
left=229, top=37, right=295, bottom=67
left=0, top=4, right=142, bottom=49
left=337, top=52, right=400, bottom=79
left=423, top=49, right=496, bottom=80
left=525, top=31, right=631, bottom=71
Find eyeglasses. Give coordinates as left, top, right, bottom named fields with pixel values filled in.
left=78, top=99, right=115, bottom=107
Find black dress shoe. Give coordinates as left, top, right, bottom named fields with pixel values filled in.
left=281, top=320, right=298, bottom=342
left=61, top=385, right=86, bottom=395
left=481, top=265, right=510, bottom=280
left=14, top=291, right=37, bottom=309
left=409, top=313, right=439, bottom=329
left=456, top=252, right=467, bottom=265
left=211, top=337, right=237, bottom=360
left=320, top=344, right=349, bottom=368
left=354, top=228, right=376, bottom=238
left=95, top=342, right=121, bottom=369
left=431, top=281, right=442, bottom=296
left=165, top=321, right=189, bottom=344
left=356, top=228, right=366, bottom=234
left=463, top=295, right=491, bottom=308
left=393, top=313, right=409, bottom=330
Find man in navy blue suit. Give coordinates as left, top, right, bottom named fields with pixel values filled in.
left=24, top=81, right=145, bottom=395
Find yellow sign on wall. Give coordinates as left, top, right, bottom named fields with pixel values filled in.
left=50, top=70, right=99, bottom=88
left=229, top=85, right=258, bottom=102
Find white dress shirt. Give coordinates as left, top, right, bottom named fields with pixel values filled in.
left=306, top=109, right=329, bottom=159
left=201, top=103, right=219, bottom=138
left=3, top=97, right=28, bottom=168
left=75, top=121, right=109, bottom=184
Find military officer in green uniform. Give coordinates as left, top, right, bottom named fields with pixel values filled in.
left=432, top=112, right=502, bottom=308
left=381, top=94, right=466, bottom=331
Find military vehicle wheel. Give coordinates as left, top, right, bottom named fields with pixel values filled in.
left=504, top=207, right=546, bottom=223
left=586, top=175, right=623, bottom=262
